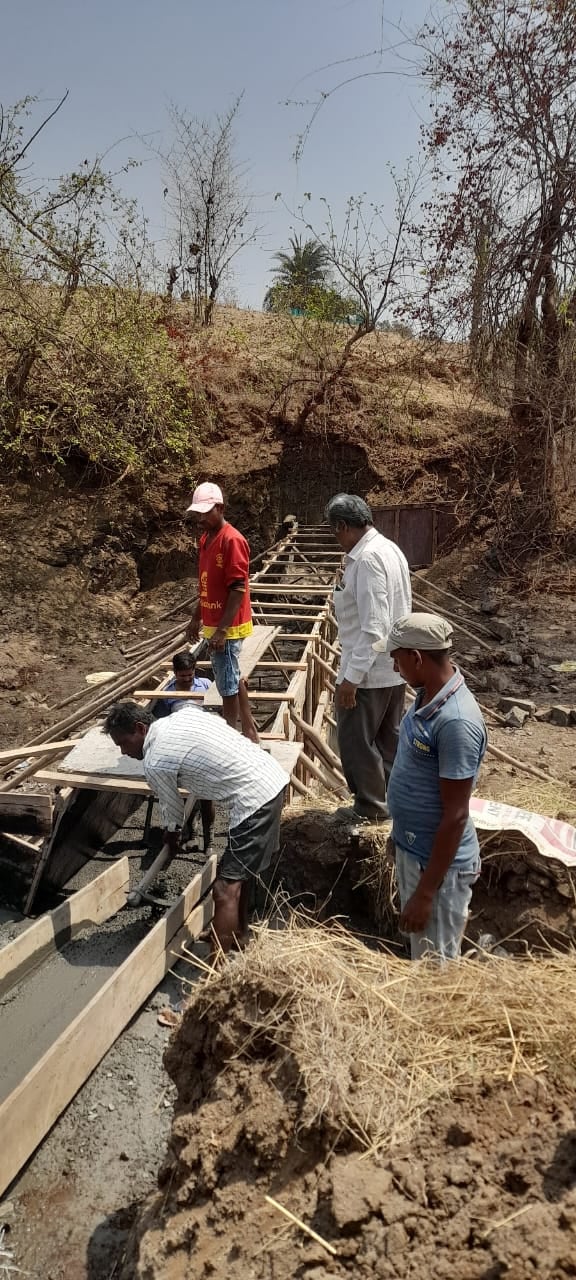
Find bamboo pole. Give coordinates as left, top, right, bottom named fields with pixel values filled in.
left=300, top=751, right=348, bottom=799
left=17, top=630, right=187, bottom=752
left=289, top=708, right=346, bottom=782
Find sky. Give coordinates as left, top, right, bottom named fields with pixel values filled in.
left=2, top=0, right=432, bottom=308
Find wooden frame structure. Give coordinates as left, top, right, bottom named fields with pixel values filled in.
left=0, top=856, right=216, bottom=1197
left=0, top=523, right=343, bottom=912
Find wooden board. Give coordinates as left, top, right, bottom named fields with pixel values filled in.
left=0, top=858, right=130, bottom=998
left=35, top=770, right=154, bottom=794
left=0, top=793, right=53, bottom=837
left=268, top=741, right=303, bottom=775
left=25, top=788, right=142, bottom=909
left=0, top=855, right=216, bottom=1197
left=0, top=740, right=79, bottom=764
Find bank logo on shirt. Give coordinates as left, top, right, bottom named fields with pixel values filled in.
left=200, top=570, right=208, bottom=599
left=216, top=554, right=224, bottom=568
left=412, top=737, right=430, bottom=754
left=406, top=831, right=417, bottom=845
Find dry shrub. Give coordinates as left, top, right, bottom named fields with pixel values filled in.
left=182, top=919, right=576, bottom=1158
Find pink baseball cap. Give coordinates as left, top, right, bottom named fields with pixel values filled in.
left=186, top=481, right=224, bottom=514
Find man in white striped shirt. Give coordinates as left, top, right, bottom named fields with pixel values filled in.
left=104, top=702, right=289, bottom=953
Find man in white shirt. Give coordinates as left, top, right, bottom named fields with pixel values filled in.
left=325, top=493, right=412, bottom=823
left=104, top=702, right=289, bottom=953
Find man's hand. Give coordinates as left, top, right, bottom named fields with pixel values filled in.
left=163, top=829, right=182, bottom=860
left=336, top=679, right=357, bottom=710
left=400, top=885, right=435, bottom=935
left=186, top=618, right=200, bottom=643
left=209, top=627, right=227, bottom=652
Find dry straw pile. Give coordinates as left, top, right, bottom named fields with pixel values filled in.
left=185, top=920, right=576, bottom=1157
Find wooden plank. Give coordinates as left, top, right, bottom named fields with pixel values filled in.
left=134, top=689, right=296, bottom=703
left=0, top=856, right=216, bottom=1197
left=251, top=586, right=331, bottom=595
left=36, top=771, right=155, bottom=794
left=0, top=858, right=130, bottom=998
left=0, top=740, right=79, bottom=764
left=267, top=741, right=303, bottom=775
left=0, top=793, right=53, bottom=836
left=252, top=661, right=307, bottom=670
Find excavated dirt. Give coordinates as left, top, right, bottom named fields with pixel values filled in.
left=125, top=977, right=576, bottom=1280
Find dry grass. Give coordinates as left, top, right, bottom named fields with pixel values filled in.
left=479, top=774, right=576, bottom=822
left=184, top=918, right=576, bottom=1157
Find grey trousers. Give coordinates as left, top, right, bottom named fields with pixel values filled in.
left=336, top=685, right=405, bottom=818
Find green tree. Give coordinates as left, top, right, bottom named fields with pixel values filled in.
left=264, top=236, right=330, bottom=310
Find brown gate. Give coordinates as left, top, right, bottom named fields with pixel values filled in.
left=372, top=504, right=455, bottom=568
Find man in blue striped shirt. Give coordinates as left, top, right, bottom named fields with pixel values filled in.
left=374, top=612, right=487, bottom=960
left=104, top=702, right=289, bottom=954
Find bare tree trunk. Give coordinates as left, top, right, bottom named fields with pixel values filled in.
left=290, top=326, right=368, bottom=435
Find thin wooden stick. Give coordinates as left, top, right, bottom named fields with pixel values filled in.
left=300, top=752, right=348, bottom=799
left=264, top=1195, right=337, bottom=1256
left=486, top=741, right=557, bottom=782
left=411, top=591, right=493, bottom=650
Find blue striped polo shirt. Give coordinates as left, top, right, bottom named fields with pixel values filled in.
left=387, top=668, right=487, bottom=867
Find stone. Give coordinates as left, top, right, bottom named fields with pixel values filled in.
left=525, top=652, right=540, bottom=671
left=535, top=707, right=552, bottom=723
left=570, top=710, right=576, bottom=726
left=498, top=696, right=536, bottom=716
left=480, top=593, right=500, bottom=615
left=549, top=705, right=571, bottom=727
left=505, top=650, right=524, bottom=667
left=489, top=619, right=513, bottom=642
left=505, top=706, right=529, bottom=729
left=487, top=671, right=511, bottom=694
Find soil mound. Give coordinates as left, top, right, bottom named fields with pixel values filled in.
left=126, top=925, right=576, bottom=1279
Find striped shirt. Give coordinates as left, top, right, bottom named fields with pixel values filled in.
left=142, top=706, right=289, bottom=832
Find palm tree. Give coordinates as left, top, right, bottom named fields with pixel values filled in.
left=269, top=236, right=330, bottom=297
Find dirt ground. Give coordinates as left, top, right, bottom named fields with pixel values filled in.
left=125, top=961, right=576, bottom=1280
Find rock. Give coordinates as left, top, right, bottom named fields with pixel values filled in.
left=549, top=705, right=571, bottom=726
left=535, top=707, right=552, bottom=722
left=498, top=696, right=536, bottom=716
left=489, top=619, right=513, bottom=642
left=505, top=705, right=529, bottom=729
left=570, top=710, right=576, bottom=726
left=505, top=650, right=524, bottom=667
left=480, top=593, right=500, bottom=616
left=525, top=652, right=540, bottom=671
left=487, top=671, right=511, bottom=694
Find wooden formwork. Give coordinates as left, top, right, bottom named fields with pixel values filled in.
left=0, top=524, right=343, bottom=911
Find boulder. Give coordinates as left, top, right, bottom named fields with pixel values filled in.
left=505, top=705, right=529, bottom=729
left=498, top=696, right=536, bottom=716
left=549, top=705, right=571, bottom=727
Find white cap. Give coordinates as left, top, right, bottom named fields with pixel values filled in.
left=373, top=612, right=453, bottom=654
left=186, top=482, right=223, bottom=514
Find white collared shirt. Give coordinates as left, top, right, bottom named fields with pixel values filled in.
left=142, top=707, right=289, bottom=832
left=333, top=527, right=412, bottom=689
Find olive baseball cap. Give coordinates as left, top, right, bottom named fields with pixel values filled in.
left=373, top=612, right=453, bottom=654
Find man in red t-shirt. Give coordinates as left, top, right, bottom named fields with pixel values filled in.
left=186, top=482, right=259, bottom=743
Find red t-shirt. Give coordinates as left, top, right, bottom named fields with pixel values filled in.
left=198, top=523, right=253, bottom=640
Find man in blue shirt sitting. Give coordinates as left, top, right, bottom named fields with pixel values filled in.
left=152, top=650, right=211, bottom=719
left=374, top=612, right=487, bottom=960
